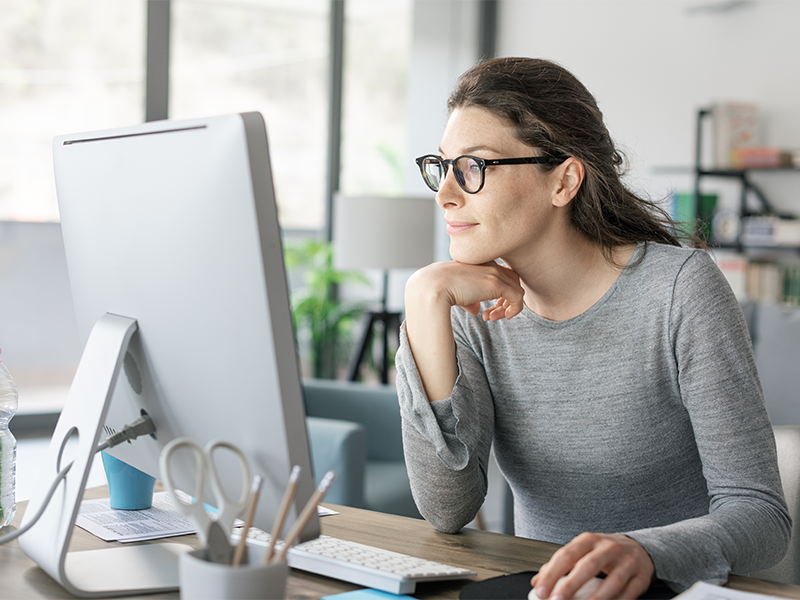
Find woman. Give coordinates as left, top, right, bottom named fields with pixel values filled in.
left=396, top=57, right=790, bottom=599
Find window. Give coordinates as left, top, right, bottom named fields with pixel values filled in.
left=0, top=0, right=145, bottom=222
left=170, top=0, right=330, bottom=231
left=340, top=0, right=412, bottom=197
left=0, top=0, right=416, bottom=397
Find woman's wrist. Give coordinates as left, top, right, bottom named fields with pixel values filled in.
left=404, top=266, right=459, bottom=401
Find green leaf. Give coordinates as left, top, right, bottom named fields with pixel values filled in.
left=284, top=238, right=371, bottom=379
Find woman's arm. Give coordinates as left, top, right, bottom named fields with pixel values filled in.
left=396, top=318, right=497, bottom=532
left=396, top=259, right=525, bottom=532
left=403, top=266, right=459, bottom=402
left=403, top=260, right=525, bottom=401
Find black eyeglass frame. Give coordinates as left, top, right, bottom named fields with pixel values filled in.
left=415, top=154, right=566, bottom=194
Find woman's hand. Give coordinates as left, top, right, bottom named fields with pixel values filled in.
left=404, top=260, right=525, bottom=401
left=408, top=260, right=526, bottom=321
left=530, top=533, right=654, bottom=600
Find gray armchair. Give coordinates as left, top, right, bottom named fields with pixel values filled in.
left=306, top=416, right=366, bottom=507
left=303, top=378, right=421, bottom=519
left=752, top=303, right=800, bottom=426
left=749, top=425, right=800, bottom=585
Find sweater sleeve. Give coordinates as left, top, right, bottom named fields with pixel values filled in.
left=395, top=313, right=495, bottom=533
left=625, top=251, right=791, bottom=591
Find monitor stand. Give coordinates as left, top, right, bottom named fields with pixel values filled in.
left=18, top=313, right=192, bottom=598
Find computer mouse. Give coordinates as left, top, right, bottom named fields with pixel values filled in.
left=529, top=575, right=604, bottom=600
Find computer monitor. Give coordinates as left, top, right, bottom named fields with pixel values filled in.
left=19, top=113, right=318, bottom=596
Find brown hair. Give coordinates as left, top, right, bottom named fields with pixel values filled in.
left=448, top=57, right=690, bottom=262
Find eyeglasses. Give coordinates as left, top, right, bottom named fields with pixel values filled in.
left=415, top=154, right=566, bottom=194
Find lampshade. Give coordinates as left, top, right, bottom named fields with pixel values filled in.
left=333, top=195, right=436, bottom=270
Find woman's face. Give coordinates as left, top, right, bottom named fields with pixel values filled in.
left=436, top=105, right=564, bottom=266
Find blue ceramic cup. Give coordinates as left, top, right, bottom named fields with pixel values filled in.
left=101, top=451, right=156, bottom=510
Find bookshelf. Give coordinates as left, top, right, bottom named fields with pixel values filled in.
left=693, top=108, right=800, bottom=306
left=693, top=107, right=800, bottom=252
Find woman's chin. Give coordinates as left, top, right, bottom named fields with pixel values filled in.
left=449, top=250, right=497, bottom=265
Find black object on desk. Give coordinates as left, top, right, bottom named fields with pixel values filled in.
left=459, top=571, right=675, bottom=600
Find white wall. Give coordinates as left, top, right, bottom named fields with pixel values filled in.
left=496, top=0, right=800, bottom=215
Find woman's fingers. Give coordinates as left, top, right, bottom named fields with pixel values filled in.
left=531, top=533, right=654, bottom=600
left=482, top=296, right=524, bottom=321
left=458, top=263, right=523, bottom=321
left=483, top=298, right=506, bottom=321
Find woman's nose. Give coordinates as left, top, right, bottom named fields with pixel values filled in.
left=435, top=167, right=465, bottom=209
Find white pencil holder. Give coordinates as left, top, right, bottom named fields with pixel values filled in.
left=179, top=547, right=287, bottom=600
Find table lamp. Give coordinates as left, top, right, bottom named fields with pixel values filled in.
left=333, top=195, right=436, bottom=383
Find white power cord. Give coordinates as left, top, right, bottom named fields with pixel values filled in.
left=0, top=414, right=156, bottom=544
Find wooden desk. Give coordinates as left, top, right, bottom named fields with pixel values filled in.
left=3, top=487, right=800, bottom=599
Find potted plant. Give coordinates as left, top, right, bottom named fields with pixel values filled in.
left=284, top=238, right=369, bottom=379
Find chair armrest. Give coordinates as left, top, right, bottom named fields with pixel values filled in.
left=306, top=416, right=366, bottom=508
left=749, top=426, right=800, bottom=585
left=753, top=304, right=800, bottom=425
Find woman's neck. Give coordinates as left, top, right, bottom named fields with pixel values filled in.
left=505, top=231, right=636, bottom=322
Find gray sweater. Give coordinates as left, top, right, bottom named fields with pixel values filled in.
left=395, top=242, right=790, bottom=591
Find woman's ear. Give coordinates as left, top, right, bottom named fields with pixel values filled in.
left=552, top=158, right=584, bottom=208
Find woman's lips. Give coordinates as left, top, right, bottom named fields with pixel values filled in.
left=446, top=221, right=477, bottom=235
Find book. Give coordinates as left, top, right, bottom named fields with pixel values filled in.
left=744, top=261, right=800, bottom=306
left=740, top=217, right=800, bottom=247
left=729, top=147, right=794, bottom=169
left=712, top=102, right=759, bottom=169
left=714, top=251, right=748, bottom=299
left=670, top=191, right=718, bottom=239
left=322, top=591, right=412, bottom=599
left=674, top=580, right=786, bottom=600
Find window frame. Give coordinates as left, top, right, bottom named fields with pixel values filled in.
left=145, top=0, right=344, bottom=239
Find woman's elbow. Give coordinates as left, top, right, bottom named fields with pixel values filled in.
left=420, top=506, right=474, bottom=534
left=409, top=484, right=479, bottom=533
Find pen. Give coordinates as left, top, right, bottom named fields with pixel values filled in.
left=232, top=474, right=263, bottom=567
left=263, top=465, right=302, bottom=564
left=273, top=470, right=336, bottom=564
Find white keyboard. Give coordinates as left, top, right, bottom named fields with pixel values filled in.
left=233, top=527, right=477, bottom=595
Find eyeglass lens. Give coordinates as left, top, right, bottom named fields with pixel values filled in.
left=421, top=156, right=483, bottom=193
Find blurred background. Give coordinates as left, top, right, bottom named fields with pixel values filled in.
left=3, top=0, right=800, bottom=522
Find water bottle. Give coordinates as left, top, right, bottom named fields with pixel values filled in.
left=0, top=359, right=18, bottom=529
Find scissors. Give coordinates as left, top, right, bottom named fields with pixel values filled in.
left=160, top=437, right=252, bottom=564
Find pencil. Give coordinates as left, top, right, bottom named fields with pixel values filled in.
left=232, top=475, right=263, bottom=567
left=263, top=465, right=302, bottom=564
left=273, top=470, right=336, bottom=564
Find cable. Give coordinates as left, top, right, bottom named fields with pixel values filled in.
left=0, top=413, right=157, bottom=544
left=0, top=461, right=72, bottom=544
left=95, top=413, right=156, bottom=453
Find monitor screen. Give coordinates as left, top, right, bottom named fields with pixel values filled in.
left=53, top=112, right=318, bottom=542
